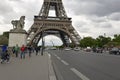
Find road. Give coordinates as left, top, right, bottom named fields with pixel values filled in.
left=48, top=50, right=120, bottom=80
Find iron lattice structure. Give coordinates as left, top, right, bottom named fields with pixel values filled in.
left=27, top=0, right=81, bottom=46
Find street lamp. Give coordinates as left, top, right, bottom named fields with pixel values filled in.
left=41, top=17, right=45, bottom=56
left=41, top=31, right=44, bottom=56
left=41, top=28, right=45, bottom=56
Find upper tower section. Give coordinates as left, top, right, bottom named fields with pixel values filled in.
left=38, top=0, right=68, bottom=19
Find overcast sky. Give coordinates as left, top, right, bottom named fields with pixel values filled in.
left=0, top=0, right=120, bottom=45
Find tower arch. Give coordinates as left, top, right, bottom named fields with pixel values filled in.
left=27, top=0, right=81, bottom=47
left=29, top=28, right=74, bottom=46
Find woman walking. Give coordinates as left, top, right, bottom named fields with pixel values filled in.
left=20, top=45, right=26, bottom=59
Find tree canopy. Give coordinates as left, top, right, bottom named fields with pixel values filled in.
left=0, top=32, right=9, bottom=45
left=79, top=35, right=119, bottom=48
left=80, top=37, right=96, bottom=48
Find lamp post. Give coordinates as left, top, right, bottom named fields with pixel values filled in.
left=41, top=22, right=44, bottom=56
left=41, top=16, right=45, bottom=56
left=41, top=30, right=44, bottom=56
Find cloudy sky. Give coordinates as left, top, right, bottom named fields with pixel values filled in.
left=0, top=0, right=120, bottom=45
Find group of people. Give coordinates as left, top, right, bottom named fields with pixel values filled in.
left=12, top=44, right=41, bottom=59
left=0, top=44, right=41, bottom=64
left=12, top=44, right=26, bottom=59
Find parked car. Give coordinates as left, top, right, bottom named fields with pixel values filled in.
left=50, top=47, right=57, bottom=50
left=92, top=47, right=97, bottom=52
left=92, top=47, right=103, bottom=53
left=85, top=47, right=92, bottom=52
left=109, top=47, right=120, bottom=55
left=64, top=47, right=71, bottom=51
left=96, top=48, right=103, bottom=53
left=74, top=47, right=80, bottom=51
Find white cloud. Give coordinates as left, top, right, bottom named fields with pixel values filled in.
left=109, top=12, right=120, bottom=21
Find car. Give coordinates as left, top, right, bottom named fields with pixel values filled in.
left=50, top=47, right=57, bottom=50
left=109, top=47, right=120, bottom=55
left=74, top=47, right=80, bottom=51
left=64, top=47, right=71, bottom=51
left=85, top=47, right=92, bottom=52
left=96, top=48, right=103, bottom=53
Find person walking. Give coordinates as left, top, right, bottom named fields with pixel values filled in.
left=14, top=44, right=19, bottom=58
left=20, top=45, right=26, bottom=59
left=28, top=46, right=32, bottom=57
left=12, top=46, right=15, bottom=54
left=35, top=46, right=39, bottom=55
left=1, top=50, right=10, bottom=63
left=1, top=45, right=7, bottom=53
left=1, top=45, right=7, bottom=63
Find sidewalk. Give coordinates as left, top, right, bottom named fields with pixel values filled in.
left=0, top=52, right=56, bottom=80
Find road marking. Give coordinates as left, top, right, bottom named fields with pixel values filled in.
left=48, top=53, right=51, bottom=59
left=56, top=56, right=61, bottom=60
left=54, top=54, right=57, bottom=57
left=50, top=76, right=57, bottom=80
left=70, top=68, right=90, bottom=80
left=61, top=60, right=69, bottom=65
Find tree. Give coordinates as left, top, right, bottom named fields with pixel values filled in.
left=105, top=34, right=120, bottom=47
left=0, top=35, right=8, bottom=45
left=69, top=43, right=75, bottom=48
left=80, top=37, right=96, bottom=48
left=3, top=32, right=9, bottom=38
left=105, top=42, right=118, bottom=47
left=112, top=34, right=120, bottom=44
left=96, top=35, right=111, bottom=47
left=0, top=31, right=9, bottom=45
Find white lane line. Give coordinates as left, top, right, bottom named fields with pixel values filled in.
left=56, top=56, right=61, bottom=60
left=71, top=68, right=90, bottom=80
left=53, top=54, right=69, bottom=66
left=54, top=54, right=57, bottom=57
left=61, top=60, right=69, bottom=66
left=48, top=53, right=51, bottom=59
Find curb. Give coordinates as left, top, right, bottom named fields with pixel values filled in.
left=48, top=53, right=57, bottom=80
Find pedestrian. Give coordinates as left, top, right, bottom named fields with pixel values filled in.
left=12, top=46, right=15, bottom=54
left=1, top=50, right=10, bottom=63
left=5, top=50, right=10, bottom=63
left=35, top=46, right=39, bottom=55
left=28, top=46, right=32, bottom=57
left=1, top=45, right=7, bottom=53
left=14, top=44, right=19, bottom=57
left=1, top=45, right=10, bottom=63
left=20, top=45, right=26, bottom=59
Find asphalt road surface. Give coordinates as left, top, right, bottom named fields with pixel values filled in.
left=48, top=50, right=120, bottom=80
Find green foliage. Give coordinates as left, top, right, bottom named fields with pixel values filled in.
left=58, top=45, right=64, bottom=48
left=96, top=35, right=111, bottom=47
left=0, top=35, right=8, bottom=45
left=112, top=34, right=120, bottom=43
left=69, top=43, right=75, bottom=48
left=104, top=34, right=120, bottom=47
left=79, top=35, right=112, bottom=48
left=3, top=32, right=9, bottom=38
left=80, top=37, right=96, bottom=48
left=0, top=31, right=9, bottom=45
left=105, top=42, right=119, bottom=47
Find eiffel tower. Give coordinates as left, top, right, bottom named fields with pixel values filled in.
left=27, top=0, right=81, bottom=46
